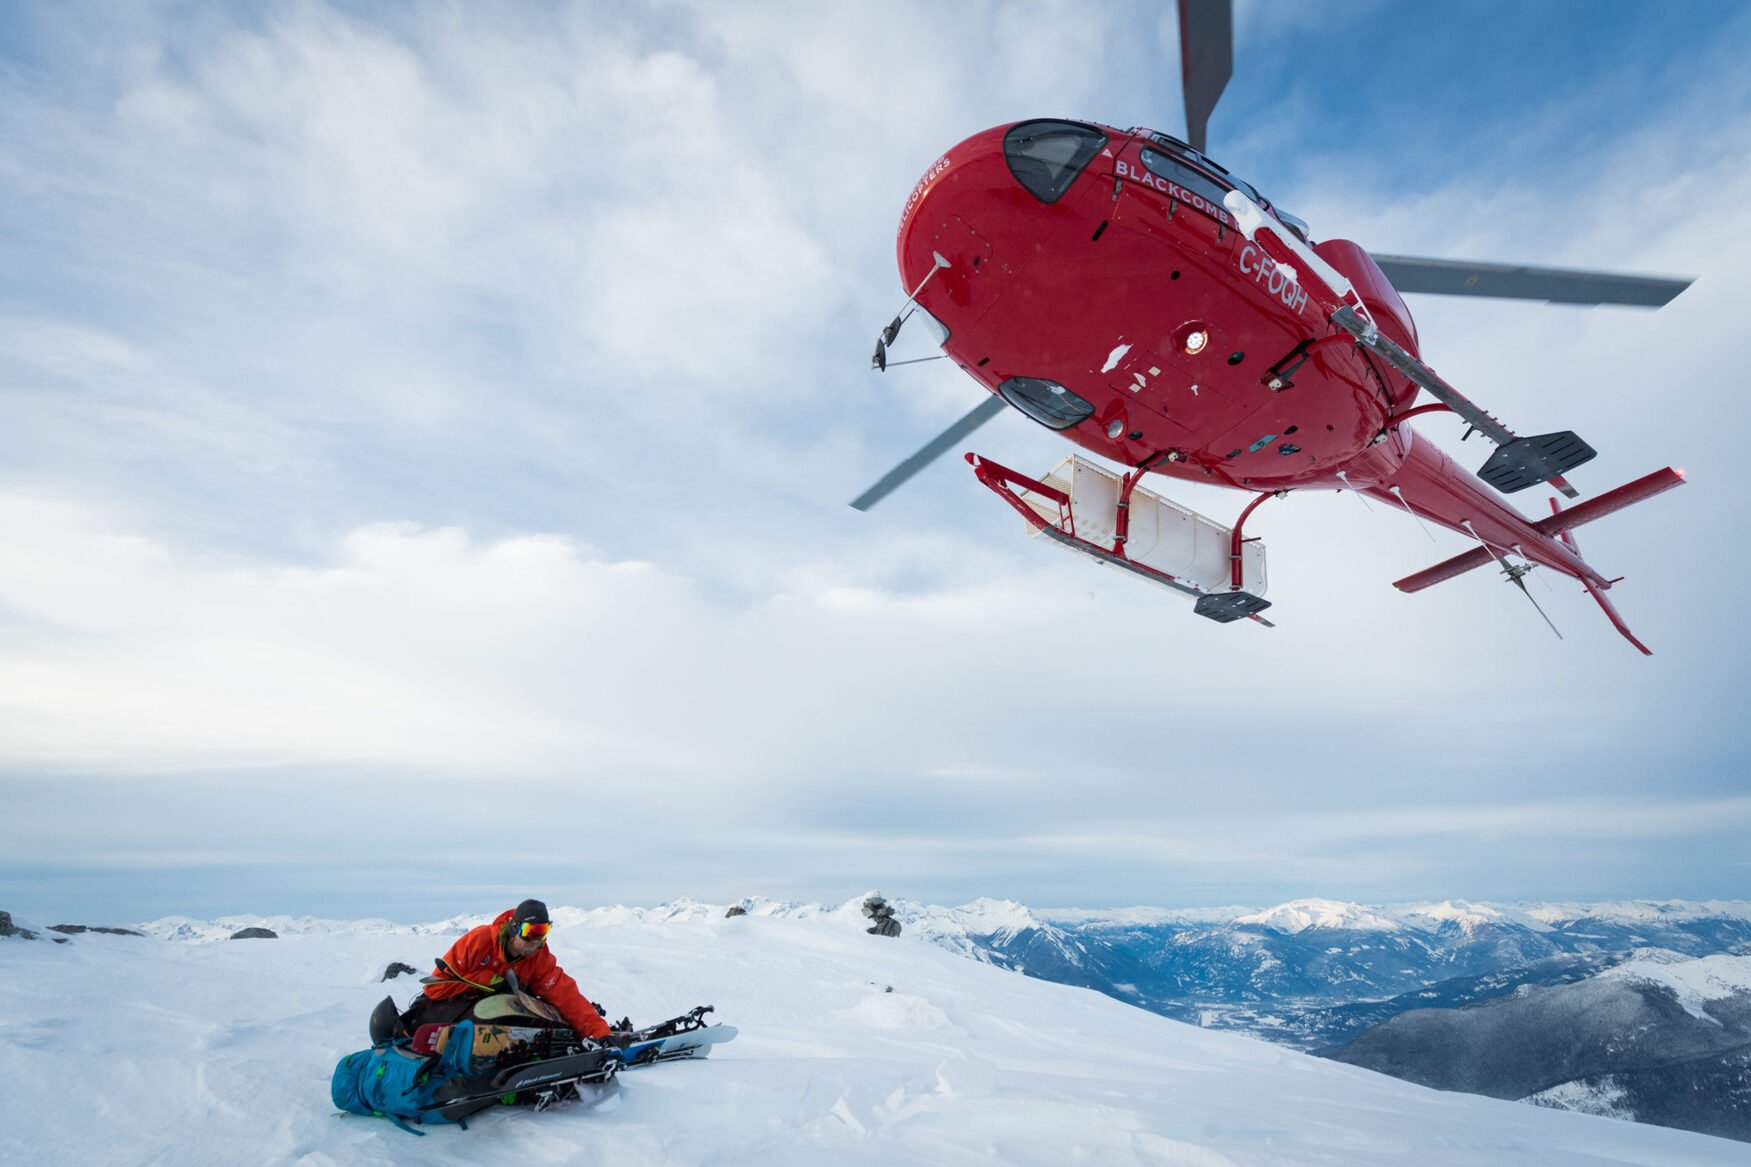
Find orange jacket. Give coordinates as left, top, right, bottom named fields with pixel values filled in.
left=422, top=909, right=611, bottom=1039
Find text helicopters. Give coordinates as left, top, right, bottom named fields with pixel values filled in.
left=852, top=0, right=1690, bottom=654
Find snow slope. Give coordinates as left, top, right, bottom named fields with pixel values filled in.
left=3, top=906, right=1746, bottom=1166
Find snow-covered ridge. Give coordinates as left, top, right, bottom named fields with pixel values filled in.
left=137, top=913, right=485, bottom=942
left=1600, top=950, right=1751, bottom=1021
left=133, top=895, right=1046, bottom=947
left=1037, top=905, right=1257, bottom=928
left=130, top=895, right=1751, bottom=943
left=1234, top=898, right=1402, bottom=934
left=1521, top=900, right=1751, bottom=926
left=1043, top=898, right=1751, bottom=934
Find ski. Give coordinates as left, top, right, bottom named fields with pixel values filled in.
left=410, top=1005, right=737, bottom=1065
left=429, top=1048, right=620, bottom=1122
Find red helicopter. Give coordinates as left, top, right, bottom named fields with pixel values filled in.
left=853, top=0, right=1690, bottom=653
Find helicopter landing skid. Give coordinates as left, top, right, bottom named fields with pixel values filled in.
left=966, top=452, right=1273, bottom=627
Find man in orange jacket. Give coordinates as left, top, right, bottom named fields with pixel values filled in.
left=401, top=899, right=616, bottom=1043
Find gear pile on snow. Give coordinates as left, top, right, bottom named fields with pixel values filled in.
left=332, top=998, right=735, bottom=1133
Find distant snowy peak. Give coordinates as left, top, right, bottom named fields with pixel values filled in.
left=138, top=913, right=476, bottom=942
left=1522, top=899, right=1751, bottom=926
left=1195, top=897, right=1751, bottom=936
left=1392, top=900, right=1551, bottom=935
left=1600, top=950, right=1751, bottom=1021
left=1234, top=899, right=1401, bottom=934
left=1038, top=905, right=1257, bottom=929
left=921, top=898, right=1042, bottom=939
left=566, top=895, right=1045, bottom=941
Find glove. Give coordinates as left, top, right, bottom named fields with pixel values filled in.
left=598, top=1031, right=633, bottom=1050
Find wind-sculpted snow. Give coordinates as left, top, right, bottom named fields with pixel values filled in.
left=4, top=906, right=1746, bottom=1165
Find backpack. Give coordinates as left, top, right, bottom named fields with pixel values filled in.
left=331, top=1018, right=481, bottom=1134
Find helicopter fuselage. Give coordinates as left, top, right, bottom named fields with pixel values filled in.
left=896, top=119, right=1604, bottom=584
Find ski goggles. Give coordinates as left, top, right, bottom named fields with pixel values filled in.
left=517, top=920, right=551, bottom=941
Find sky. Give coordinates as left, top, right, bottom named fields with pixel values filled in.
left=3, top=0, right=1750, bottom=923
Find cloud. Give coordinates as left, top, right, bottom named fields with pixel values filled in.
left=2, top=2, right=1749, bottom=917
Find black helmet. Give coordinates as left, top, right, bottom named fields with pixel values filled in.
left=512, top=899, right=550, bottom=927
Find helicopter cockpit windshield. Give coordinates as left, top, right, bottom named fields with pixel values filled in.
left=1004, top=120, right=1108, bottom=204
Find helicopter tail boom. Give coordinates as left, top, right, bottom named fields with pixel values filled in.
left=1393, top=467, right=1685, bottom=653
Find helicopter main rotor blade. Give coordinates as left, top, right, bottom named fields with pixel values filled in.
left=1372, top=255, right=1691, bottom=308
left=1178, top=0, right=1233, bottom=155
left=850, top=395, right=1008, bottom=511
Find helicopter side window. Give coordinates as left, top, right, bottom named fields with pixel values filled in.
left=1004, top=121, right=1108, bottom=205
left=1275, top=208, right=1311, bottom=242
left=1137, top=147, right=1235, bottom=218
left=997, top=377, right=1094, bottom=430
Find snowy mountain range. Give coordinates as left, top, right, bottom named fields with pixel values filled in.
left=882, top=895, right=1751, bottom=1143
left=5, top=899, right=1750, bottom=1165
left=903, top=896, right=1751, bottom=1042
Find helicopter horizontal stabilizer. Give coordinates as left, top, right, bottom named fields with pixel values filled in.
left=1391, top=546, right=1495, bottom=594
left=1533, top=467, right=1686, bottom=537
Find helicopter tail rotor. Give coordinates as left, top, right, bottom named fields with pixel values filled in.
left=1500, top=559, right=1564, bottom=641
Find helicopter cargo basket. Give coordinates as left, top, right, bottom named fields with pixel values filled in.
left=967, top=453, right=1270, bottom=624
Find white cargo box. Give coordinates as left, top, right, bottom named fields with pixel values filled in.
left=1017, top=456, right=1266, bottom=596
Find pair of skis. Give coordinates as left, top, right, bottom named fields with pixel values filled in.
left=416, top=1006, right=738, bottom=1120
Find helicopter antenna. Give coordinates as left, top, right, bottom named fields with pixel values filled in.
left=1501, top=561, right=1563, bottom=640
left=1388, top=485, right=1438, bottom=542
left=1335, top=470, right=1375, bottom=512
left=1512, top=543, right=1559, bottom=594
left=1461, top=520, right=1562, bottom=640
